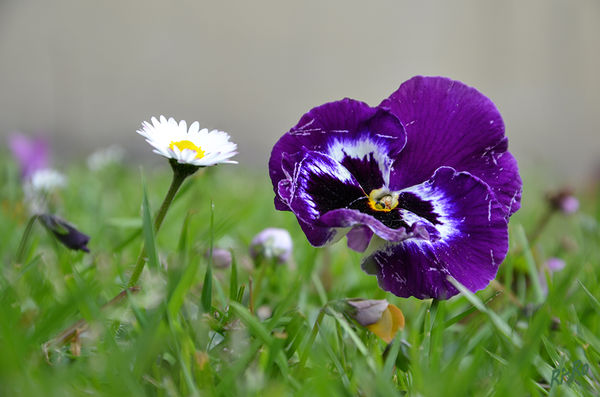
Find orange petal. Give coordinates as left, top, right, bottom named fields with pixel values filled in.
left=366, top=303, right=405, bottom=343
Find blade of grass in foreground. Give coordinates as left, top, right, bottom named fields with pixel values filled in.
left=448, top=277, right=522, bottom=348
left=201, top=201, right=214, bottom=312
left=515, top=225, right=544, bottom=304
left=577, top=280, right=600, bottom=316
left=229, top=251, right=238, bottom=301
left=141, top=183, right=159, bottom=271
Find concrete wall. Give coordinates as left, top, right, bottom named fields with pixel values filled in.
left=1, top=0, right=599, bottom=181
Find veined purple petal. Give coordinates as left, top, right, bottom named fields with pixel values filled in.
left=362, top=167, right=508, bottom=299
left=380, top=76, right=521, bottom=217
left=7, top=133, right=50, bottom=180
left=319, top=208, right=428, bottom=244
left=270, top=98, right=406, bottom=208
left=346, top=225, right=374, bottom=252
left=286, top=151, right=365, bottom=223
left=298, top=218, right=344, bottom=247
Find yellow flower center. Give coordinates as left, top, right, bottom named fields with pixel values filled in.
left=169, top=140, right=205, bottom=159
left=367, top=188, right=399, bottom=212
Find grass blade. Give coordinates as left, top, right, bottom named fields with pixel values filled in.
left=448, top=277, right=522, bottom=348
left=141, top=183, right=159, bottom=270
left=515, top=225, right=544, bottom=304
left=229, top=251, right=238, bottom=301
left=201, top=201, right=215, bottom=312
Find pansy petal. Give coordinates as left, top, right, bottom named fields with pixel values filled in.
left=362, top=167, right=508, bottom=299
left=287, top=151, right=365, bottom=223
left=346, top=225, right=374, bottom=252
left=319, top=208, right=422, bottom=244
left=270, top=99, right=406, bottom=208
left=380, top=76, right=521, bottom=217
left=298, top=218, right=344, bottom=247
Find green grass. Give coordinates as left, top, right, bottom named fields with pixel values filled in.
left=1, top=156, right=599, bottom=396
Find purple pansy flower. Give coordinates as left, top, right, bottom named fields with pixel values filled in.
left=269, top=76, right=522, bottom=299
left=7, top=133, right=50, bottom=180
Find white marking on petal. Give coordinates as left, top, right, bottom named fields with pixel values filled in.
left=402, top=181, right=457, bottom=241
left=327, top=137, right=393, bottom=185
left=293, top=154, right=357, bottom=220
left=296, top=118, right=315, bottom=130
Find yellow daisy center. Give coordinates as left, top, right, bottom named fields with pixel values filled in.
left=367, top=188, right=399, bottom=212
left=169, top=140, right=205, bottom=159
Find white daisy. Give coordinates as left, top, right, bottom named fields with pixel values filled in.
left=137, top=116, right=238, bottom=166
left=23, top=168, right=67, bottom=214
left=29, top=168, right=67, bottom=192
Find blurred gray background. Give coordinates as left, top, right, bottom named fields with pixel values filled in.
left=1, top=0, right=599, bottom=182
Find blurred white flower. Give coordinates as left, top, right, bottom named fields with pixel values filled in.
left=137, top=116, right=237, bottom=166
left=29, top=168, right=66, bottom=192
left=256, top=305, right=272, bottom=321
left=249, top=228, right=293, bottom=264
left=23, top=168, right=67, bottom=214
left=87, top=145, right=125, bottom=171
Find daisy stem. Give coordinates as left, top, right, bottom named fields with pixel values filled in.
left=127, top=162, right=196, bottom=287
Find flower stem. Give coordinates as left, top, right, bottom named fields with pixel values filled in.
left=527, top=207, right=555, bottom=246
left=250, top=260, right=269, bottom=308
left=44, top=161, right=198, bottom=351
left=127, top=165, right=192, bottom=287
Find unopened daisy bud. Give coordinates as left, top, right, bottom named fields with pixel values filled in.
left=547, top=189, right=579, bottom=214
left=207, top=248, right=232, bottom=269
left=249, top=228, right=293, bottom=264
left=38, top=214, right=90, bottom=253
left=341, top=298, right=405, bottom=343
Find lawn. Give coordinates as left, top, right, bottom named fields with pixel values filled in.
left=1, top=154, right=599, bottom=396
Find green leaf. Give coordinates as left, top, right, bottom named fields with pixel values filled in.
left=201, top=201, right=214, bottom=312
left=228, top=301, right=272, bottom=344
left=577, top=280, right=600, bottom=316
left=141, top=183, right=159, bottom=270
left=106, top=217, right=142, bottom=229
left=167, top=254, right=202, bottom=319
left=448, top=277, right=522, bottom=348
left=229, top=250, right=238, bottom=302
left=515, top=225, right=544, bottom=304
left=177, top=211, right=193, bottom=255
